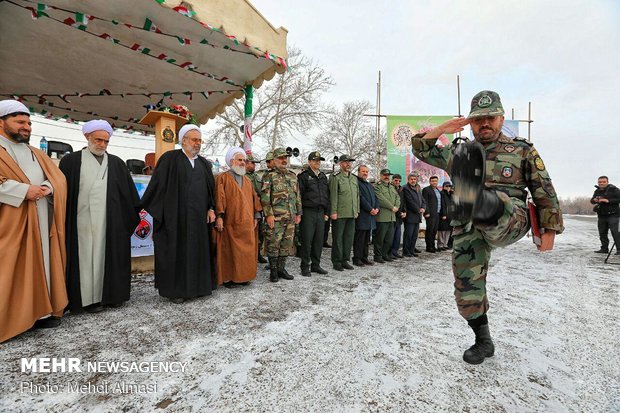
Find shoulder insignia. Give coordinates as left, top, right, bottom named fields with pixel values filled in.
left=504, top=144, right=515, bottom=153
left=534, top=156, right=545, bottom=171
left=502, top=166, right=513, bottom=178
left=513, top=137, right=533, bottom=146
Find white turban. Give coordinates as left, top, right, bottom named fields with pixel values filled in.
left=179, top=124, right=201, bottom=140
left=82, top=119, right=113, bottom=137
left=225, top=147, right=246, bottom=167
left=0, top=100, right=30, bottom=117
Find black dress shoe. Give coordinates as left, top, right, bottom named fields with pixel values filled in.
left=360, top=258, right=374, bottom=265
left=333, top=264, right=344, bottom=271
left=84, top=303, right=104, bottom=313
left=170, top=297, right=185, bottom=304
left=393, top=253, right=403, bottom=258
left=426, top=248, right=436, bottom=253
left=594, top=248, right=609, bottom=254
left=374, top=256, right=385, bottom=264
left=106, top=303, right=123, bottom=309
left=258, top=254, right=268, bottom=264
left=311, top=266, right=329, bottom=274
left=383, top=255, right=394, bottom=262
left=352, top=259, right=365, bottom=267
left=342, top=262, right=354, bottom=270
left=301, top=267, right=312, bottom=277
left=323, top=242, right=332, bottom=248
left=414, top=248, right=422, bottom=253
left=403, top=253, right=414, bottom=258
left=32, top=316, right=61, bottom=329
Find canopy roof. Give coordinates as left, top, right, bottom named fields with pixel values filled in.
left=0, top=0, right=288, bottom=132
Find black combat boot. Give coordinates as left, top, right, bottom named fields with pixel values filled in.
left=268, top=257, right=279, bottom=282
left=450, top=141, right=486, bottom=223
left=258, top=253, right=268, bottom=264
left=463, top=324, right=495, bottom=365
left=472, top=189, right=504, bottom=225
left=278, top=257, right=294, bottom=280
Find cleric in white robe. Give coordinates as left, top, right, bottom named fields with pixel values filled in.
left=59, top=120, right=140, bottom=313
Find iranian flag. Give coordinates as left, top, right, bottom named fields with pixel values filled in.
left=180, top=62, right=196, bottom=70
left=143, top=18, right=162, bottom=33
left=64, top=13, right=93, bottom=30
left=98, top=33, right=119, bottom=43
left=131, top=43, right=151, bottom=54
left=173, top=6, right=196, bottom=17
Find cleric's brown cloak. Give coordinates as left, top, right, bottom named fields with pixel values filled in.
left=214, top=172, right=261, bottom=284
left=0, top=146, right=67, bottom=343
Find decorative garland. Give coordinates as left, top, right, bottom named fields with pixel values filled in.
left=8, top=0, right=244, bottom=88
left=4, top=89, right=241, bottom=103
left=16, top=0, right=288, bottom=71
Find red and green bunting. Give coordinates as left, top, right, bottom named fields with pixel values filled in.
left=18, top=0, right=289, bottom=70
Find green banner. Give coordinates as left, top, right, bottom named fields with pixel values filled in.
left=386, top=115, right=455, bottom=187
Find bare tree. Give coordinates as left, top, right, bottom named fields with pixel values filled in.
left=313, top=100, right=386, bottom=177
left=204, top=47, right=334, bottom=150
left=559, top=196, right=595, bottom=215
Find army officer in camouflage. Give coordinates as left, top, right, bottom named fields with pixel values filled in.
left=246, top=154, right=267, bottom=264
left=411, top=90, right=564, bottom=365
left=260, top=147, right=302, bottom=282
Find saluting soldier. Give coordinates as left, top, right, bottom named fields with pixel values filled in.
left=260, top=147, right=302, bottom=282
left=411, top=90, right=564, bottom=365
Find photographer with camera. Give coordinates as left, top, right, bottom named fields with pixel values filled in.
left=591, top=176, right=620, bottom=254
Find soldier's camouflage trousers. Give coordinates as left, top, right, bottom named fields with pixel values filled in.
left=452, top=191, right=530, bottom=320
left=265, top=218, right=296, bottom=257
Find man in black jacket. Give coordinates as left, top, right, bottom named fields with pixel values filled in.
left=402, top=173, right=426, bottom=257
left=353, top=165, right=379, bottom=266
left=591, top=175, right=620, bottom=254
left=421, top=176, right=447, bottom=252
left=298, top=151, right=330, bottom=275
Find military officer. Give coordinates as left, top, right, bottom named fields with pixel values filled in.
left=246, top=154, right=268, bottom=264
left=329, top=154, right=360, bottom=271
left=298, top=151, right=330, bottom=276
left=260, top=147, right=302, bottom=282
left=373, top=169, right=401, bottom=263
left=411, top=90, right=564, bottom=365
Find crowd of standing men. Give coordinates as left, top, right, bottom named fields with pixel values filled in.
left=0, top=98, right=444, bottom=344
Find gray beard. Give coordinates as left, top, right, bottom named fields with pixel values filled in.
left=231, top=165, right=246, bottom=175
left=88, top=142, right=105, bottom=156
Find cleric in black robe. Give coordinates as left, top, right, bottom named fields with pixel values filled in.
left=59, top=120, right=140, bottom=313
left=140, top=124, right=217, bottom=303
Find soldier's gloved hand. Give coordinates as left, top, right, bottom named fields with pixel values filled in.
left=266, top=215, right=275, bottom=229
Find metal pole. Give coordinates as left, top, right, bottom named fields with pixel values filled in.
left=457, top=75, right=461, bottom=137
left=377, top=70, right=381, bottom=143
left=511, top=108, right=515, bottom=120
left=528, top=101, right=532, bottom=141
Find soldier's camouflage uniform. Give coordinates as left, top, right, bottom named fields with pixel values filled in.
left=412, top=132, right=564, bottom=320
left=260, top=167, right=302, bottom=257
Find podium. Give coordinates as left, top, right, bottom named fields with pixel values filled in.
left=139, top=111, right=189, bottom=163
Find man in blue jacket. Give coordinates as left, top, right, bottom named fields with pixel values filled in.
left=353, top=165, right=379, bottom=266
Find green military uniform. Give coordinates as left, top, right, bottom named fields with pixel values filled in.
left=246, top=154, right=266, bottom=262
left=260, top=151, right=302, bottom=259
left=412, top=131, right=563, bottom=321
left=329, top=159, right=360, bottom=268
left=373, top=176, right=400, bottom=260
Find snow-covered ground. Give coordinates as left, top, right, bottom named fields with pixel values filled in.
left=1, top=215, right=618, bottom=412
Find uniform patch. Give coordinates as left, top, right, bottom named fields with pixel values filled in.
left=504, top=145, right=515, bottom=153
left=502, top=166, right=513, bottom=178
left=534, top=157, right=545, bottom=171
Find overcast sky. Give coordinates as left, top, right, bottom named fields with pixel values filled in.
left=249, top=0, right=619, bottom=198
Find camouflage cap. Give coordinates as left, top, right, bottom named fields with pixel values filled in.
left=246, top=154, right=261, bottom=163
left=468, top=90, right=505, bottom=118
left=272, top=147, right=292, bottom=158
left=308, top=151, right=325, bottom=161
left=265, top=151, right=274, bottom=161
left=380, top=168, right=393, bottom=175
